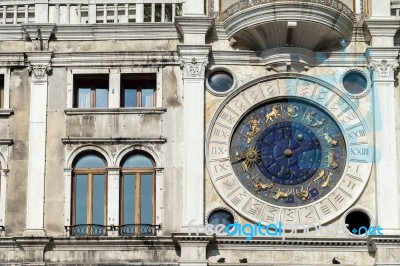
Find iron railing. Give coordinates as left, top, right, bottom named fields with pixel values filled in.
left=65, top=224, right=109, bottom=236
left=219, top=0, right=355, bottom=21
left=65, top=224, right=161, bottom=237
left=115, top=224, right=161, bottom=236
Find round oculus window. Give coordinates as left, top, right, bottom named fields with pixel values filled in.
left=208, top=71, right=234, bottom=93
left=208, top=210, right=234, bottom=227
left=343, top=71, right=368, bottom=94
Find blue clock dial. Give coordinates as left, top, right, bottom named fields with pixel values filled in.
left=230, top=98, right=346, bottom=207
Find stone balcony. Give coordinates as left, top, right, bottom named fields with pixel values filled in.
left=220, top=0, right=355, bottom=51
left=0, top=0, right=183, bottom=25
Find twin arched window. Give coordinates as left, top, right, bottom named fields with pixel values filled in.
left=72, top=152, right=155, bottom=227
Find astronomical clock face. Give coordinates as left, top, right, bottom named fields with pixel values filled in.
left=206, top=77, right=372, bottom=225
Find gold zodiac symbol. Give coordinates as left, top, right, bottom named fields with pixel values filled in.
left=236, top=147, right=261, bottom=173
left=246, top=116, right=261, bottom=143
left=314, top=170, right=333, bottom=188
left=287, top=105, right=299, bottom=118
left=252, top=177, right=274, bottom=193
left=311, top=118, right=325, bottom=128
left=272, top=188, right=293, bottom=200
left=296, top=182, right=312, bottom=200
left=326, top=151, right=338, bottom=169
left=305, top=111, right=315, bottom=125
left=265, top=105, right=280, bottom=123
left=322, top=132, right=338, bottom=146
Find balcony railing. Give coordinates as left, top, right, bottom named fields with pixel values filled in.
left=65, top=224, right=109, bottom=236
left=219, top=0, right=355, bottom=22
left=0, top=1, right=183, bottom=25
left=116, top=224, right=161, bottom=236
left=65, top=224, right=161, bottom=237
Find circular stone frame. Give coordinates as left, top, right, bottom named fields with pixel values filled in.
left=340, top=69, right=371, bottom=99
left=206, top=74, right=373, bottom=226
left=206, top=67, right=237, bottom=96
left=340, top=206, right=375, bottom=238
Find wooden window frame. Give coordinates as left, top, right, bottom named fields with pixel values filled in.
left=72, top=167, right=108, bottom=226
left=73, top=74, right=109, bottom=108
left=120, top=74, right=157, bottom=108
left=119, top=162, right=156, bottom=226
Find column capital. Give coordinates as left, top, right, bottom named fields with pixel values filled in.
left=26, top=52, right=53, bottom=82
left=27, top=64, right=52, bottom=82
left=368, top=59, right=398, bottom=80
left=178, top=45, right=211, bottom=79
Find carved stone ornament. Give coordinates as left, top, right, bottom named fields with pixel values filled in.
left=180, top=57, right=209, bottom=78
left=368, top=59, right=399, bottom=79
left=27, top=64, right=52, bottom=80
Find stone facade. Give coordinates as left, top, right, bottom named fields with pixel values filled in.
left=0, top=0, right=397, bottom=265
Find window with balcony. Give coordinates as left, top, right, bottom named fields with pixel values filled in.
left=74, top=74, right=109, bottom=108
left=119, top=153, right=156, bottom=235
left=71, top=153, right=107, bottom=236
left=121, top=73, right=156, bottom=108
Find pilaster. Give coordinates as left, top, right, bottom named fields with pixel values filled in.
left=178, top=45, right=211, bottom=231
left=107, top=167, right=120, bottom=236
left=23, top=52, right=53, bottom=237
left=367, top=48, right=400, bottom=235
left=173, top=234, right=213, bottom=266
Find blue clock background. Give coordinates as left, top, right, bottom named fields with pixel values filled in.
left=230, top=98, right=347, bottom=207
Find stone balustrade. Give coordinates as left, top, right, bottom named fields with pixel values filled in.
left=0, top=0, right=183, bottom=25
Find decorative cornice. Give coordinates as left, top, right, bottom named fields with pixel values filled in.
left=0, top=25, right=23, bottom=41
left=52, top=52, right=179, bottom=67
left=52, top=24, right=179, bottom=41
left=364, top=18, right=400, bottom=37
left=0, top=24, right=180, bottom=42
left=0, top=139, right=13, bottom=146
left=61, top=137, right=167, bottom=144
left=174, top=16, right=214, bottom=37
left=64, top=107, right=167, bottom=115
left=22, top=23, right=56, bottom=41
left=210, top=49, right=368, bottom=67
left=0, top=53, right=25, bottom=67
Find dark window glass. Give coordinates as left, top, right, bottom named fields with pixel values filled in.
left=72, top=153, right=107, bottom=227
left=208, top=71, right=234, bottom=93
left=208, top=210, right=234, bottom=227
left=121, top=74, right=156, bottom=107
left=343, top=72, right=368, bottom=94
left=346, top=210, right=371, bottom=235
left=120, top=153, right=155, bottom=232
left=74, top=74, right=109, bottom=108
left=75, top=154, right=106, bottom=168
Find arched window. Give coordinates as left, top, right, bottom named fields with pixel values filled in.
left=72, top=153, right=107, bottom=227
left=120, top=153, right=155, bottom=227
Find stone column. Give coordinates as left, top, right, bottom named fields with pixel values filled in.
left=63, top=168, right=72, bottom=233
left=367, top=49, right=400, bottom=235
left=155, top=167, right=164, bottom=235
left=23, top=53, right=52, bottom=236
left=0, top=169, right=8, bottom=230
left=107, top=168, right=120, bottom=236
left=109, top=69, right=120, bottom=108
left=178, top=46, right=210, bottom=231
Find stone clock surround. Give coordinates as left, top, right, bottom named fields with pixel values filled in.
left=206, top=73, right=373, bottom=227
